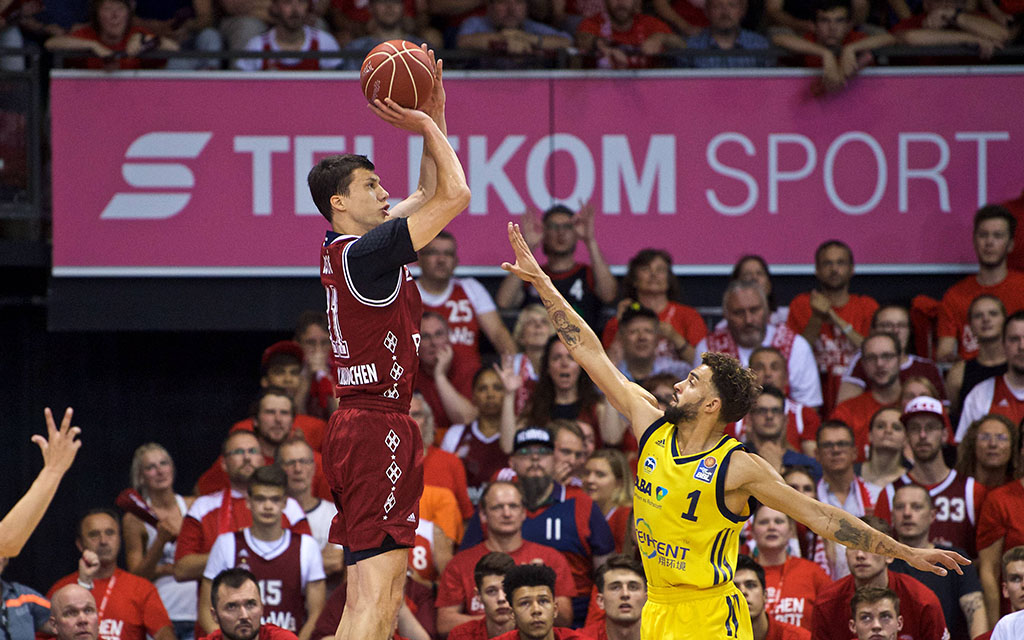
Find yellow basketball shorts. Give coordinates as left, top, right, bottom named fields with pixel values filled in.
left=641, top=585, right=752, bottom=640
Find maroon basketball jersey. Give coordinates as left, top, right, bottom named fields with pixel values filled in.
left=321, top=233, right=422, bottom=413
left=446, top=421, right=509, bottom=504
left=233, top=531, right=306, bottom=632
left=877, top=470, right=983, bottom=555
left=419, top=278, right=489, bottom=375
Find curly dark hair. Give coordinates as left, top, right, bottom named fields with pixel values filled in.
left=702, top=352, right=760, bottom=423
left=621, top=248, right=680, bottom=301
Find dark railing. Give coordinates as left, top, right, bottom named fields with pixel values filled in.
left=0, top=45, right=43, bottom=231
left=46, top=43, right=1024, bottom=69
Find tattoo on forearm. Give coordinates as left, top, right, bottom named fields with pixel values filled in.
left=961, top=593, right=983, bottom=623
left=834, top=518, right=870, bottom=548
left=551, top=310, right=582, bottom=347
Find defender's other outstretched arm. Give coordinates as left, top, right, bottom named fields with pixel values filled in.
left=731, top=451, right=969, bottom=577
left=502, top=222, right=662, bottom=437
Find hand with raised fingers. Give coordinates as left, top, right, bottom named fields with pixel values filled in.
left=573, top=201, right=596, bottom=243
left=501, top=222, right=546, bottom=286
left=493, top=355, right=523, bottom=394
left=420, top=44, right=446, bottom=119
left=34, top=407, right=82, bottom=476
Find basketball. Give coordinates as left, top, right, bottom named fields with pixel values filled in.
left=360, top=40, right=434, bottom=111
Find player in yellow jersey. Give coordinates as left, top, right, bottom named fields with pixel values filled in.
left=500, top=223, right=968, bottom=640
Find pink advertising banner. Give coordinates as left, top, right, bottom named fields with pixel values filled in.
left=50, top=70, right=1024, bottom=275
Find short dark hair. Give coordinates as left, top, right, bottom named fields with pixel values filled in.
left=871, top=304, right=909, bottom=329
left=541, top=204, right=574, bottom=224
left=78, top=507, right=121, bottom=540
left=892, top=482, right=933, bottom=510
left=758, top=384, right=786, bottom=405
left=211, top=568, right=260, bottom=609
left=294, top=310, right=328, bottom=340
left=503, top=563, right=556, bottom=603
left=594, top=554, right=646, bottom=592
left=817, top=419, right=855, bottom=444
left=619, top=303, right=660, bottom=330
left=474, top=552, right=516, bottom=591
left=702, top=352, right=761, bottom=423
left=850, top=585, right=900, bottom=620
left=252, top=386, right=296, bottom=419
left=815, top=0, right=852, bottom=16
left=1003, top=310, right=1024, bottom=340
left=973, top=204, right=1017, bottom=238
left=735, top=554, right=765, bottom=590
left=860, top=514, right=892, bottom=537
left=248, top=465, right=288, bottom=494
left=815, top=239, right=853, bottom=265
left=307, top=154, right=375, bottom=222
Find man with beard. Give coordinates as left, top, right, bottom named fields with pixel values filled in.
left=50, top=585, right=98, bottom=640
left=887, top=484, right=987, bottom=640
left=496, top=204, right=616, bottom=332
left=576, top=0, right=685, bottom=69
left=47, top=510, right=175, bottom=640
left=175, top=431, right=310, bottom=583
left=937, top=205, right=1024, bottom=362
left=733, top=555, right=809, bottom=640
left=696, top=280, right=822, bottom=410
left=196, top=389, right=331, bottom=500
left=787, top=240, right=878, bottom=409
left=811, top=516, right=947, bottom=640
left=459, top=429, right=613, bottom=627
left=203, top=568, right=297, bottom=640
left=436, top=482, right=573, bottom=634
left=235, top=0, right=342, bottom=71
left=830, top=334, right=904, bottom=462
left=199, top=468, right=325, bottom=640
left=582, top=554, right=647, bottom=640
left=501, top=221, right=965, bottom=640
left=956, top=311, right=1024, bottom=440
left=875, top=397, right=986, bottom=556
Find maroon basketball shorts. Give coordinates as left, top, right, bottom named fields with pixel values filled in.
left=322, top=407, right=424, bottom=552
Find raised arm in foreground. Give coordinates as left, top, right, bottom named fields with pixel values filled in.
left=0, top=407, right=81, bottom=556
left=501, top=222, right=662, bottom=439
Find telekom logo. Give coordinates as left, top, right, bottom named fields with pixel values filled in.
left=100, top=132, right=213, bottom=219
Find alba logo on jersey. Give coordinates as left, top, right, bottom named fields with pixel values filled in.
left=100, top=132, right=212, bottom=220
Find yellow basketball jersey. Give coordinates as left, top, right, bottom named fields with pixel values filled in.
left=633, top=418, right=755, bottom=603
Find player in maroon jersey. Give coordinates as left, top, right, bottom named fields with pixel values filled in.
left=305, top=46, right=470, bottom=640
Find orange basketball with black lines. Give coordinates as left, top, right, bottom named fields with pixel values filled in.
left=360, top=40, right=434, bottom=110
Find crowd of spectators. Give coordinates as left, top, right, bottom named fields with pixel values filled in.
left=0, top=0, right=1020, bottom=76
left=6, top=195, right=1024, bottom=640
